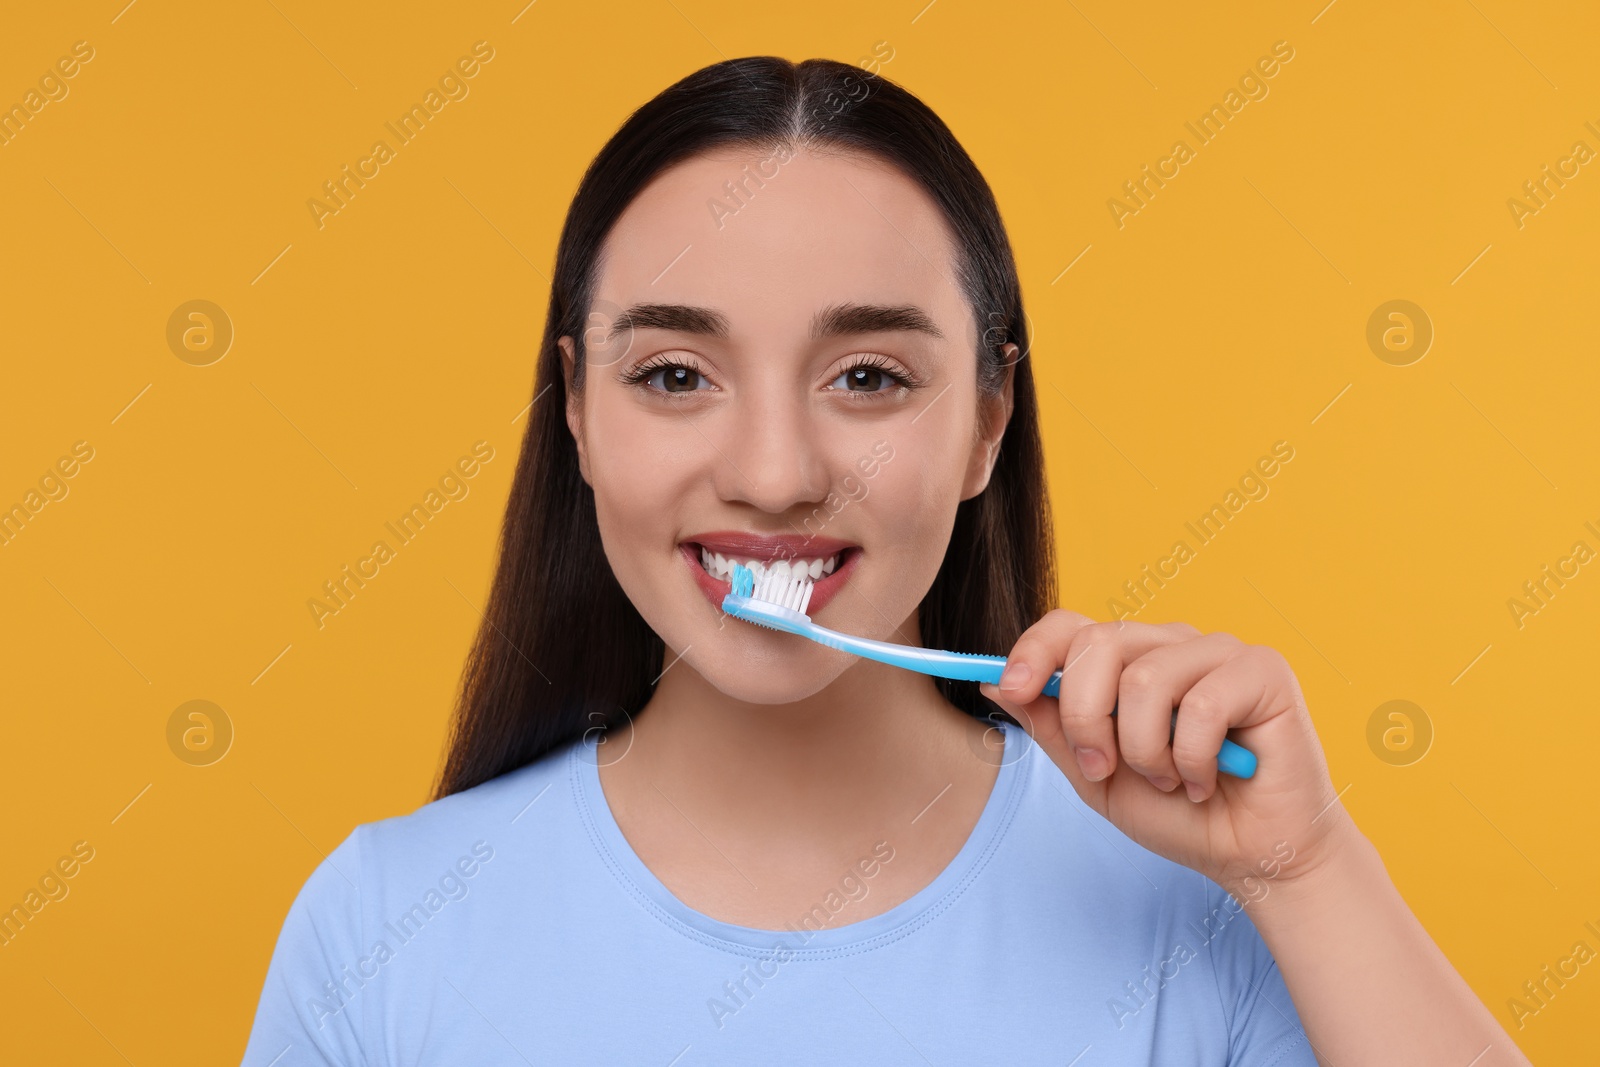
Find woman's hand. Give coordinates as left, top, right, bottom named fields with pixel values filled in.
left=978, top=611, right=1359, bottom=900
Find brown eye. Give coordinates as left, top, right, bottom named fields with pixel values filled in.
left=829, top=358, right=909, bottom=395
left=622, top=358, right=714, bottom=394
left=841, top=366, right=887, bottom=391
left=657, top=366, right=703, bottom=392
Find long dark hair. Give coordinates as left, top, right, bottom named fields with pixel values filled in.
left=432, top=56, right=1055, bottom=800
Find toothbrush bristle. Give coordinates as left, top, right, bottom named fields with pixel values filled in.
left=730, top=560, right=815, bottom=617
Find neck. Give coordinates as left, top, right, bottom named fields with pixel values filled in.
left=590, top=619, right=1009, bottom=929
left=600, top=632, right=999, bottom=852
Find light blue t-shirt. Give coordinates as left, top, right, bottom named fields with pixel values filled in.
left=241, top=719, right=1315, bottom=1065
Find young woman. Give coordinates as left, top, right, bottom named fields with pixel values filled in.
left=242, top=57, right=1525, bottom=1065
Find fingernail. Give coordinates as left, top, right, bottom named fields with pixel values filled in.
left=1149, top=776, right=1177, bottom=792
left=1076, top=747, right=1108, bottom=781
left=1000, top=661, right=1031, bottom=690
left=1184, top=781, right=1205, bottom=803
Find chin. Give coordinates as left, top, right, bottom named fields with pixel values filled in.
left=688, top=643, right=851, bottom=705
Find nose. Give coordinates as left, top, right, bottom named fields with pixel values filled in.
left=710, top=391, right=830, bottom=515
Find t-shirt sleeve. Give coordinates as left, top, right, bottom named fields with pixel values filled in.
left=239, top=827, right=368, bottom=1067
left=1203, top=881, right=1319, bottom=1066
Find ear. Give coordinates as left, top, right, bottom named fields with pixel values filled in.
left=960, top=344, right=1017, bottom=501
left=558, top=335, right=592, bottom=486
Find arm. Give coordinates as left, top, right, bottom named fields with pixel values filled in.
left=1234, top=812, right=1530, bottom=1066
left=240, top=828, right=367, bottom=1067
left=978, top=612, right=1530, bottom=1067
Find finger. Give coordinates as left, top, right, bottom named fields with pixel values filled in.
left=1170, top=644, right=1287, bottom=801
left=1116, top=632, right=1246, bottom=790
left=996, top=608, right=1095, bottom=705
left=1054, top=620, right=1197, bottom=782
left=980, top=680, right=1070, bottom=760
left=979, top=682, right=1103, bottom=814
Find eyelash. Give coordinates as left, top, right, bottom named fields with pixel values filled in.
left=617, top=353, right=926, bottom=398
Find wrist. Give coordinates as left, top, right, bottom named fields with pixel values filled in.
left=1235, top=813, right=1382, bottom=923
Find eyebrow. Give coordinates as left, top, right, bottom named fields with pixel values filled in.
left=605, top=301, right=945, bottom=344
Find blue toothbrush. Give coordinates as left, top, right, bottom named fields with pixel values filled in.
left=721, top=561, right=1257, bottom=780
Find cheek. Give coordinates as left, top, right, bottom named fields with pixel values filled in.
left=867, top=428, right=967, bottom=554
left=585, top=446, right=682, bottom=635
left=587, top=397, right=669, bottom=501
left=583, top=400, right=675, bottom=563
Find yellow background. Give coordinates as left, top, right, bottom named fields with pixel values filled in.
left=2, top=0, right=1596, bottom=1061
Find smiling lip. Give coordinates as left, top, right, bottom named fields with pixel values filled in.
left=680, top=531, right=861, bottom=617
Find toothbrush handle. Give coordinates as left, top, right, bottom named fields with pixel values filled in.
left=1036, top=669, right=1257, bottom=780
left=800, top=627, right=1258, bottom=779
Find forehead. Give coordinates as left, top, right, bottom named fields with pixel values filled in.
left=594, top=146, right=972, bottom=342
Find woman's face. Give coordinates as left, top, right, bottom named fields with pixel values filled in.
left=560, top=144, right=1014, bottom=704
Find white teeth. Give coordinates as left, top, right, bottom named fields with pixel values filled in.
left=694, top=546, right=843, bottom=583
